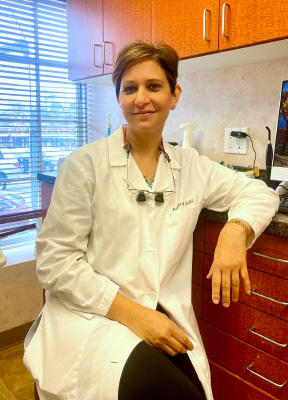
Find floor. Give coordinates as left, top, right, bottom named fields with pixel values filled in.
left=0, top=343, right=34, bottom=399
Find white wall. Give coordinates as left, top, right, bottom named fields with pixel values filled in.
left=87, top=56, right=288, bottom=169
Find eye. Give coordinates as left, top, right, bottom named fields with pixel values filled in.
left=149, top=83, right=161, bottom=91
left=122, top=86, right=137, bottom=94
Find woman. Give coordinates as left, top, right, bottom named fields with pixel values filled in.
left=24, top=40, right=279, bottom=400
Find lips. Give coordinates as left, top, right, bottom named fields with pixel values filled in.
left=133, top=110, right=155, bottom=117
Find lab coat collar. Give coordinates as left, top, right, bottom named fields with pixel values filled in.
left=107, top=126, right=181, bottom=171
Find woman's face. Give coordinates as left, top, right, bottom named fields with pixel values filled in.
left=117, top=60, right=181, bottom=137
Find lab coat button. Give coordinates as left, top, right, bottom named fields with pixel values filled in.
left=149, top=291, right=157, bottom=301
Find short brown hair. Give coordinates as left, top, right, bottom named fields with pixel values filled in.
left=112, top=40, right=179, bottom=97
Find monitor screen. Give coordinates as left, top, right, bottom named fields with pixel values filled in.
left=271, top=80, right=288, bottom=181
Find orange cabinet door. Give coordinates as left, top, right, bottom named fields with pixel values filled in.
left=103, top=0, right=152, bottom=74
left=67, top=0, right=104, bottom=80
left=152, top=0, right=219, bottom=58
left=219, top=0, right=288, bottom=50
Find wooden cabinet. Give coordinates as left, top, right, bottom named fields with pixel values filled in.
left=192, top=219, right=288, bottom=400
left=67, top=0, right=288, bottom=81
left=67, top=0, right=103, bottom=81
left=153, top=0, right=288, bottom=59
left=152, top=0, right=219, bottom=58
left=219, top=0, right=288, bottom=51
left=103, top=0, right=152, bottom=75
left=67, top=0, right=151, bottom=80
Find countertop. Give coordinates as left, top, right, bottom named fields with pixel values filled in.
left=200, top=209, right=288, bottom=239
left=37, top=172, right=288, bottom=239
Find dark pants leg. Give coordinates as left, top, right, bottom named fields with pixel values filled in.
left=118, top=304, right=206, bottom=400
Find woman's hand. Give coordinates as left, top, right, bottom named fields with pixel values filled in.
left=107, top=293, right=193, bottom=356
left=206, top=220, right=252, bottom=307
left=130, top=306, right=193, bottom=356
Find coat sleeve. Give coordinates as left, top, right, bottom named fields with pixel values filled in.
left=198, top=155, right=279, bottom=248
left=36, top=150, right=119, bottom=317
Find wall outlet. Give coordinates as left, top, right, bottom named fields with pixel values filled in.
left=224, top=127, right=248, bottom=154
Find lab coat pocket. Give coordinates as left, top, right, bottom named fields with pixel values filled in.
left=165, top=207, right=199, bottom=264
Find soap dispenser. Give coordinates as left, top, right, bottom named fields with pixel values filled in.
left=180, top=122, right=198, bottom=148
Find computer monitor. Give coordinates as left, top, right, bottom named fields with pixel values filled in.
left=270, top=80, right=288, bottom=181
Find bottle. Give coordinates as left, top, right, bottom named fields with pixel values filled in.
left=180, top=122, right=199, bottom=148
left=106, top=112, right=112, bottom=136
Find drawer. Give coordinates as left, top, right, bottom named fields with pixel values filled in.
left=209, top=360, right=278, bottom=400
left=204, top=254, right=288, bottom=321
left=192, top=251, right=204, bottom=285
left=204, top=220, right=223, bottom=255
left=202, top=288, right=288, bottom=362
left=201, top=321, right=288, bottom=398
left=193, top=218, right=205, bottom=252
left=247, top=233, right=288, bottom=280
left=192, top=283, right=202, bottom=319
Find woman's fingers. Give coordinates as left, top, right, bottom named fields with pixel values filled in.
left=240, top=265, right=251, bottom=294
left=211, top=264, right=248, bottom=307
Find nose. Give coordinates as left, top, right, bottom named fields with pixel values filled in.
left=135, top=87, right=150, bottom=107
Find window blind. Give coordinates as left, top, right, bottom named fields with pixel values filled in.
left=0, top=0, right=87, bottom=246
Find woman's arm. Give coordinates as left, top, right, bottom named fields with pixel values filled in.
left=107, top=292, right=193, bottom=356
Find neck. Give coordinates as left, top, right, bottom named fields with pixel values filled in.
left=126, top=126, right=162, bottom=157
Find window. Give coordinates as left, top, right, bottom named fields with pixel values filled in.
left=0, top=0, right=87, bottom=249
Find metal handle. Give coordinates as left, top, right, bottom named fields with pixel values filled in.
left=251, top=288, right=288, bottom=306
left=203, top=9, right=210, bottom=41
left=221, top=3, right=230, bottom=38
left=93, top=44, right=103, bottom=68
left=253, top=251, right=288, bottom=264
left=103, top=41, right=114, bottom=66
left=249, top=326, right=288, bottom=348
left=247, top=364, right=286, bottom=388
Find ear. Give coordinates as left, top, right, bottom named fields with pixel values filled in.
left=171, top=84, right=182, bottom=107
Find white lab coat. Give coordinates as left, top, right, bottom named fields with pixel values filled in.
left=24, top=126, right=279, bottom=400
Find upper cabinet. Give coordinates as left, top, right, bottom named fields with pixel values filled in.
left=67, top=0, right=151, bottom=81
left=67, top=0, right=103, bottom=81
left=152, top=0, right=220, bottom=58
left=219, top=0, right=288, bottom=50
left=103, top=0, right=151, bottom=75
left=67, top=0, right=288, bottom=81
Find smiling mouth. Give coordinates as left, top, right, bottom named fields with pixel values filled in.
left=133, top=111, right=155, bottom=116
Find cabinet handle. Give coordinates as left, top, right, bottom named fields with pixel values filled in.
left=253, top=251, right=288, bottom=264
left=103, top=41, right=114, bottom=66
left=251, top=288, right=288, bottom=306
left=203, top=9, right=210, bottom=41
left=221, top=3, right=230, bottom=38
left=93, top=44, right=103, bottom=68
left=249, top=326, right=288, bottom=348
left=247, top=364, right=286, bottom=388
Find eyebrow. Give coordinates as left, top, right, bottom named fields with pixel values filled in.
left=122, top=79, right=165, bottom=85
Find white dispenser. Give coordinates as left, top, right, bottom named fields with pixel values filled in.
left=180, top=122, right=199, bottom=148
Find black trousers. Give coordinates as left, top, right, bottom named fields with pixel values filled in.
left=118, top=304, right=206, bottom=400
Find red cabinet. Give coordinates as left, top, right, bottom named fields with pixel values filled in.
left=192, top=218, right=288, bottom=400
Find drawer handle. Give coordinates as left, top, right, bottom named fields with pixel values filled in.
left=249, top=326, right=288, bottom=348
left=221, top=3, right=230, bottom=38
left=103, top=41, right=114, bottom=66
left=253, top=251, right=288, bottom=264
left=251, top=288, right=288, bottom=306
left=247, top=364, right=286, bottom=388
left=203, top=9, right=210, bottom=41
left=93, top=44, right=103, bottom=68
